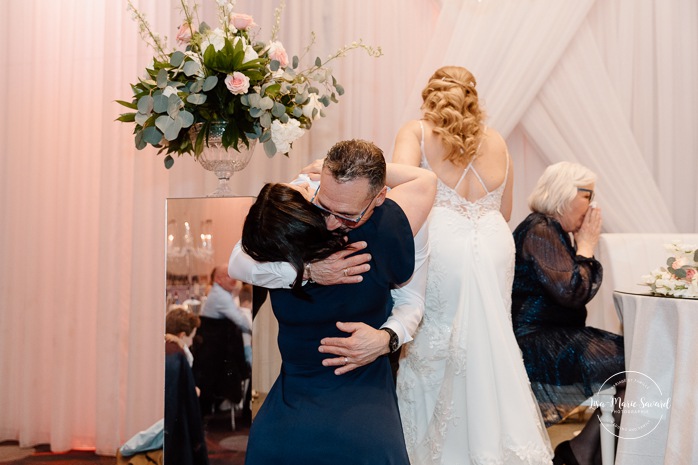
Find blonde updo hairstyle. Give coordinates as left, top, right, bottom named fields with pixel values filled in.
left=528, top=161, right=597, bottom=218
left=421, top=66, right=485, bottom=166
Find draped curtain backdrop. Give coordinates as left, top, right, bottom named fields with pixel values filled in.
left=0, top=0, right=695, bottom=454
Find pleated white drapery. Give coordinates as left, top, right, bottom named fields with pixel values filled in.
left=0, top=0, right=696, bottom=455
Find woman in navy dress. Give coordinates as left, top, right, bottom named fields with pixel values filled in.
left=239, top=142, right=435, bottom=465
left=511, top=162, right=625, bottom=465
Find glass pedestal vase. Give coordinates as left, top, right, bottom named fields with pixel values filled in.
left=190, top=122, right=256, bottom=197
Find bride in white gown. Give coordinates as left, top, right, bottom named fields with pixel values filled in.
left=393, top=66, right=552, bottom=465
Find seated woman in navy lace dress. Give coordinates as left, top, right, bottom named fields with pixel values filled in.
left=511, top=161, right=625, bottom=465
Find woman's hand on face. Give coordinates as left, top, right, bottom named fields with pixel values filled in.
left=300, top=158, right=325, bottom=181
left=575, top=206, right=602, bottom=257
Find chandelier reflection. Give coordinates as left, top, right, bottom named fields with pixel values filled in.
left=166, top=219, right=215, bottom=282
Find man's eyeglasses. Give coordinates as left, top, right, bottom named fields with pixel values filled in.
left=577, top=187, right=594, bottom=202
left=310, top=185, right=378, bottom=224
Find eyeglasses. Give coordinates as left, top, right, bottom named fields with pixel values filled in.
left=577, top=187, right=595, bottom=202
left=310, top=185, right=378, bottom=224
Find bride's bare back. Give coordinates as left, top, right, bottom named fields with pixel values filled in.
left=392, top=119, right=513, bottom=221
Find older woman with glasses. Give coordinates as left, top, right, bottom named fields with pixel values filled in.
left=511, top=161, right=625, bottom=465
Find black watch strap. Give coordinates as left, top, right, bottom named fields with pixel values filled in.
left=381, top=327, right=399, bottom=353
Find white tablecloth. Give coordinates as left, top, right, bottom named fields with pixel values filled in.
left=613, top=292, right=698, bottom=465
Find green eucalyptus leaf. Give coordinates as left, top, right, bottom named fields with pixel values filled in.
left=319, top=95, right=330, bottom=107
left=183, top=60, right=201, bottom=77
left=203, top=75, right=218, bottom=92
left=315, top=56, right=322, bottom=67
left=153, top=94, right=169, bottom=113
left=263, top=139, right=277, bottom=157
left=667, top=257, right=676, bottom=267
left=164, top=155, right=175, bottom=169
left=292, top=55, right=299, bottom=69
left=167, top=94, right=182, bottom=117
left=694, top=250, right=698, bottom=262
left=240, top=94, right=249, bottom=106
left=155, top=115, right=183, bottom=141
left=259, top=130, right=271, bottom=143
left=270, top=60, right=280, bottom=72
left=308, top=86, right=319, bottom=94
left=135, top=112, right=150, bottom=126
left=295, top=93, right=307, bottom=104
left=259, top=96, right=274, bottom=111
left=142, top=126, right=163, bottom=145
left=279, top=113, right=289, bottom=123
left=291, top=107, right=303, bottom=117
left=330, top=93, right=338, bottom=103
left=248, top=93, right=262, bottom=108
left=170, top=51, right=185, bottom=67
left=187, top=93, right=207, bottom=105
left=179, top=110, right=194, bottom=128
left=189, top=79, right=204, bottom=93
left=336, top=84, right=345, bottom=96
left=156, top=68, right=168, bottom=88
left=135, top=131, right=147, bottom=150
left=199, top=21, right=210, bottom=33
left=312, top=108, right=318, bottom=119
left=137, top=95, right=154, bottom=114
left=271, top=102, right=286, bottom=118
left=249, top=107, right=264, bottom=118
left=260, top=111, right=272, bottom=128
left=674, top=268, right=687, bottom=279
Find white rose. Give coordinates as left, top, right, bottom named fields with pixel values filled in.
left=201, top=28, right=226, bottom=52
left=271, top=119, right=304, bottom=154
left=244, top=45, right=259, bottom=63
left=302, top=93, right=324, bottom=120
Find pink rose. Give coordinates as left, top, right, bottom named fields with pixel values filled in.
left=671, top=257, right=686, bottom=269
left=231, top=13, right=255, bottom=31
left=176, top=23, right=192, bottom=46
left=267, top=41, right=289, bottom=68
left=224, top=72, right=250, bottom=95
left=686, top=268, right=696, bottom=282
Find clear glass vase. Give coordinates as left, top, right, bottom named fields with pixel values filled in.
left=190, top=122, right=257, bottom=197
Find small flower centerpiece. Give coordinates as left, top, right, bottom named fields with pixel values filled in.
left=117, top=0, right=381, bottom=170
left=641, top=240, right=698, bottom=298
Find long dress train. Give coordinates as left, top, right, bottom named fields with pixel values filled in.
left=396, top=123, right=552, bottom=465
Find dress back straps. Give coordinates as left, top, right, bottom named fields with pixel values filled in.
left=453, top=131, right=488, bottom=192
left=419, top=121, right=509, bottom=195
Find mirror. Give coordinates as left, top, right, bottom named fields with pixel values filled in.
left=165, top=196, right=281, bottom=461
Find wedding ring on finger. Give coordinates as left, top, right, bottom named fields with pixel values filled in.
left=344, top=357, right=348, bottom=365
left=343, top=268, right=349, bottom=277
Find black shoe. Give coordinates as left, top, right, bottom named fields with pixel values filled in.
left=553, top=441, right=580, bottom=465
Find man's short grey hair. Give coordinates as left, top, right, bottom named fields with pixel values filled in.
left=528, top=161, right=597, bottom=217
left=323, top=139, right=386, bottom=198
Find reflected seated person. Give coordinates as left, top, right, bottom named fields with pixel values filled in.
left=192, top=265, right=250, bottom=417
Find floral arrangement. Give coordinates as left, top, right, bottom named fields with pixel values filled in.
left=641, top=240, right=698, bottom=298
left=117, top=0, right=381, bottom=168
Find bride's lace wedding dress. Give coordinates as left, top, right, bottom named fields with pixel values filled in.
left=396, top=123, right=552, bottom=465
